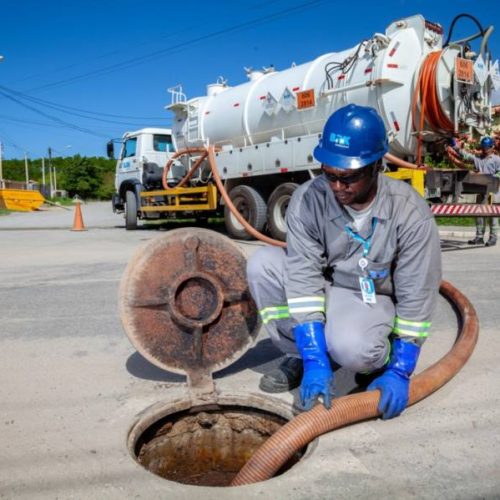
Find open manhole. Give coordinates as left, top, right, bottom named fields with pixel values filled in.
left=129, top=402, right=307, bottom=487
left=122, top=231, right=309, bottom=487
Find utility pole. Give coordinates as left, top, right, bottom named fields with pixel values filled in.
left=41, top=157, right=46, bottom=186
left=24, top=152, right=29, bottom=187
left=53, top=161, right=57, bottom=192
left=48, top=147, right=53, bottom=196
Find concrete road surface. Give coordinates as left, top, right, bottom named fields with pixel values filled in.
left=0, top=203, right=498, bottom=499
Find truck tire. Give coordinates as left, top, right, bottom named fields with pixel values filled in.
left=267, top=183, right=298, bottom=241
left=125, top=190, right=138, bottom=230
left=224, top=185, right=267, bottom=240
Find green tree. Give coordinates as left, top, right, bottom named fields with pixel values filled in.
left=61, top=155, right=103, bottom=199
left=2, top=155, right=116, bottom=200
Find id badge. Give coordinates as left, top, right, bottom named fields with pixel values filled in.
left=359, top=276, right=377, bottom=304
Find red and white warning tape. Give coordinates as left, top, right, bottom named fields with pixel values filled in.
left=431, top=204, right=500, bottom=216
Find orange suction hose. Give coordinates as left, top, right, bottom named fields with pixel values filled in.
left=159, top=146, right=478, bottom=487
left=207, top=147, right=286, bottom=247
left=161, top=147, right=209, bottom=190
left=411, top=51, right=455, bottom=166
left=231, top=280, right=478, bottom=485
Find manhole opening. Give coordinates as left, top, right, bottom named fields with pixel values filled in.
left=131, top=404, right=306, bottom=487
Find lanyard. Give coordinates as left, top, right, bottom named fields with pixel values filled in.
left=344, top=217, right=378, bottom=258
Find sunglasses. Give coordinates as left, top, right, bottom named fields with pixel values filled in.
left=321, top=164, right=373, bottom=185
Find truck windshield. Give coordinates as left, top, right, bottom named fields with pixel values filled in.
left=122, top=138, right=137, bottom=158
left=153, top=134, right=175, bottom=153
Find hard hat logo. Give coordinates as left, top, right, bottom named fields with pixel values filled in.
left=314, top=104, right=388, bottom=170
left=329, top=133, right=351, bottom=148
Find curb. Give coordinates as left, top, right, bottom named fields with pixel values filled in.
left=438, top=225, right=477, bottom=239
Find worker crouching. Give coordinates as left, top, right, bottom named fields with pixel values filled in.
left=247, top=104, right=442, bottom=419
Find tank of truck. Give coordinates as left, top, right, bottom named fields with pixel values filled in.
left=169, top=14, right=493, bottom=160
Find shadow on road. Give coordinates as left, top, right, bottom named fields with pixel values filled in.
left=125, top=338, right=283, bottom=382
left=440, top=238, right=488, bottom=252
left=125, top=352, right=185, bottom=382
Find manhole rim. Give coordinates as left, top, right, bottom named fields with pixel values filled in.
left=127, top=392, right=318, bottom=487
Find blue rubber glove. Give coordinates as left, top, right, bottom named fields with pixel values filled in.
left=293, top=321, right=334, bottom=411
left=368, top=339, right=420, bottom=419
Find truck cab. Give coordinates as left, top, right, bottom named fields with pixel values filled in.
left=109, top=128, right=175, bottom=220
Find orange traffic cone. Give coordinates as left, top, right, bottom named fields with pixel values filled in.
left=71, top=201, right=87, bottom=231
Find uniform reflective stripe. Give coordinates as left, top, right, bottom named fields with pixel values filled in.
left=287, top=296, right=325, bottom=314
left=259, top=306, right=289, bottom=324
left=287, top=296, right=326, bottom=304
left=395, top=318, right=431, bottom=328
left=262, top=312, right=290, bottom=324
left=287, top=306, right=324, bottom=314
left=384, top=338, right=391, bottom=364
left=393, top=317, right=431, bottom=337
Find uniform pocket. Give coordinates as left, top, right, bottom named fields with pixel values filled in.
left=366, top=259, right=393, bottom=295
left=366, top=260, right=391, bottom=280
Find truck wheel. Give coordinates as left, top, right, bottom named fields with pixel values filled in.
left=224, top=185, right=267, bottom=240
left=267, top=183, right=298, bottom=241
left=125, top=190, right=138, bottom=230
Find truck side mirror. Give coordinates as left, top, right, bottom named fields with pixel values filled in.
left=106, top=140, right=114, bottom=159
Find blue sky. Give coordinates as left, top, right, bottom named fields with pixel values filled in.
left=0, top=0, right=498, bottom=160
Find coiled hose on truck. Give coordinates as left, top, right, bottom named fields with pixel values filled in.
left=163, top=146, right=479, bottom=486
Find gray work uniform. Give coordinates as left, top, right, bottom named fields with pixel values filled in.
left=458, top=150, right=500, bottom=178
left=247, top=174, right=442, bottom=373
left=456, top=149, right=500, bottom=238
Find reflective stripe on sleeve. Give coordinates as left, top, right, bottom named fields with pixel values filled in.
left=287, top=296, right=325, bottom=315
left=393, top=317, right=431, bottom=338
left=259, top=305, right=290, bottom=324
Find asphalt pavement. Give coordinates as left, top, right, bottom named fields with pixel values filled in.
left=0, top=202, right=499, bottom=499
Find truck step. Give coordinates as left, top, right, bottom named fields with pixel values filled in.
left=140, top=185, right=218, bottom=212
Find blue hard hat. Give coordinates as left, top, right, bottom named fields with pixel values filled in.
left=480, top=136, right=494, bottom=149
left=314, top=104, right=389, bottom=169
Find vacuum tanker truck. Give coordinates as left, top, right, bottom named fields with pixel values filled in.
left=110, top=13, right=497, bottom=238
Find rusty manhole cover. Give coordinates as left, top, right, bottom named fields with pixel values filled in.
left=119, top=228, right=260, bottom=382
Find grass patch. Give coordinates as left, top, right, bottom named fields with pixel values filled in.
left=49, top=196, right=75, bottom=206
left=0, top=208, right=11, bottom=216
left=435, top=217, right=476, bottom=226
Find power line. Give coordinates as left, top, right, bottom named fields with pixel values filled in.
left=0, top=89, right=110, bottom=138
left=6, top=0, right=289, bottom=88
left=0, top=85, right=169, bottom=125
left=0, top=113, right=67, bottom=128
left=26, top=0, right=326, bottom=92
left=0, top=127, right=28, bottom=153
left=0, top=1, right=327, bottom=154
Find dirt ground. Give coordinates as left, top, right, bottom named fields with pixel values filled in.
left=0, top=203, right=499, bottom=499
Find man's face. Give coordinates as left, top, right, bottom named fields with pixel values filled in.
left=482, top=146, right=495, bottom=156
left=322, top=163, right=378, bottom=207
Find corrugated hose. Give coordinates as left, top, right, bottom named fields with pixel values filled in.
left=160, top=146, right=479, bottom=487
